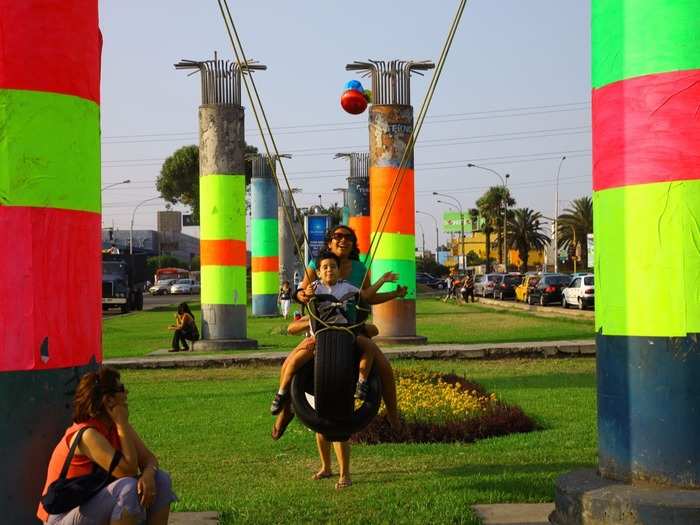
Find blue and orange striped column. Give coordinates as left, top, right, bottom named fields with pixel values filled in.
left=251, top=155, right=279, bottom=316
left=0, top=1, right=101, bottom=519
left=347, top=153, right=371, bottom=263
left=593, top=0, right=700, bottom=486
left=369, top=106, right=425, bottom=343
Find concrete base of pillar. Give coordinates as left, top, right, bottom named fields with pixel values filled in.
left=551, top=469, right=700, bottom=525
left=192, top=338, right=258, bottom=351
left=373, top=335, right=427, bottom=345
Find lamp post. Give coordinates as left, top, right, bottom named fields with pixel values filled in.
left=417, top=223, right=426, bottom=258
left=554, top=155, right=566, bottom=273
left=433, top=192, right=464, bottom=271
left=467, top=163, right=510, bottom=271
left=416, top=210, right=439, bottom=257
left=130, top=197, right=160, bottom=254
left=101, top=179, right=131, bottom=191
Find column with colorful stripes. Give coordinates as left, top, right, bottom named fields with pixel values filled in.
left=346, top=153, right=371, bottom=263
left=346, top=60, right=433, bottom=343
left=251, top=155, right=279, bottom=316
left=0, top=1, right=101, bottom=519
left=592, top=1, right=700, bottom=486
left=176, top=58, right=262, bottom=349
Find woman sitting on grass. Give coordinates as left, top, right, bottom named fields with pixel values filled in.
left=37, top=367, right=176, bottom=524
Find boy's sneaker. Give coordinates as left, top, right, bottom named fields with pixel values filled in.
left=270, top=391, right=290, bottom=415
left=354, top=380, right=370, bottom=401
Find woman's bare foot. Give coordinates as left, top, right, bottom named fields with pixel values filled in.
left=312, top=469, right=333, bottom=480
left=335, top=476, right=352, bottom=489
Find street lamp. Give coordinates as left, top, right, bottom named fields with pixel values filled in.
left=101, top=179, right=131, bottom=191
left=467, top=163, right=510, bottom=271
left=416, top=210, right=440, bottom=256
left=433, top=192, right=465, bottom=271
left=554, top=155, right=567, bottom=273
left=130, top=197, right=161, bottom=254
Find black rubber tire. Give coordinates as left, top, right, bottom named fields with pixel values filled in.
left=578, top=298, right=584, bottom=310
left=562, top=296, right=568, bottom=308
left=135, top=292, right=144, bottom=311
left=291, top=330, right=382, bottom=442
left=540, top=295, right=546, bottom=306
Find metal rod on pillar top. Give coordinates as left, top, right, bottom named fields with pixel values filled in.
left=175, top=54, right=265, bottom=349
left=335, top=152, right=371, bottom=261
left=345, top=59, right=433, bottom=344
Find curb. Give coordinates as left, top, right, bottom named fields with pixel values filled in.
left=474, top=297, right=594, bottom=320
left=104, top=340, right=596, bottom=370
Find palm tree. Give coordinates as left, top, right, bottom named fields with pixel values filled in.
left=557, top=196, right=593, bottom=269
left=476, top=186, right=515, bottom=272
left=508, top=208, right=550, bottom=271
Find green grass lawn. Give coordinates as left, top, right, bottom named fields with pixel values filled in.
left=124, top=357, right=597, bottom=524
left=103, top=299, right=593, bottom=359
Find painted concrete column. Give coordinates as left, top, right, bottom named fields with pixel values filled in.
left=552, top=2, right=700, bottom=522
left=278, top=189, right=303, bottom=285
left=338, top=152, right=371, bottom=262
left=592, top=0, right=700, bottom=486
left=251, top=155, right=279, bottom=316
left=0, top=2, right=101, bottom=519
left=346, top=60, right=433, bottom=343
left=176, top=57, right=262, bottom=349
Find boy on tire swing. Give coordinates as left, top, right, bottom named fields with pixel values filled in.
left=272, top=249, right=398, bottom=410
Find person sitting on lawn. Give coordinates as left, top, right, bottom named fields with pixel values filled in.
left=270, top=249, right=398, bottom=414
left=168, top=302, right=198, bottom=352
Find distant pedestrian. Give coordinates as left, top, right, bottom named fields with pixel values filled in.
left=278, top=281, right=292, bottom=319
left=461, top=272, right=475, bottom=303
left=443, top=275, right=454, bottom=302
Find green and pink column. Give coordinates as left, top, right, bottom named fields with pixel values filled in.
left=176, top=57, right=263, bottom=349
left=552, top=2, right=700, bottom=522
left=0, top=1, right=102, bottom=519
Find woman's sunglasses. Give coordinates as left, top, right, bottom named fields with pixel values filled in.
left=332, top=233, right=354, bottom=242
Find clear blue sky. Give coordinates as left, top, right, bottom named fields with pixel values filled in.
left=99, top=1, right=591, bottom=249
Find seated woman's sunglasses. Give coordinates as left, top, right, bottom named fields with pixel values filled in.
left=332, top=233, right=354, bottom=241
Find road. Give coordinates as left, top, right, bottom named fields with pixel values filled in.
left=103, top=293, right=199, bottom=317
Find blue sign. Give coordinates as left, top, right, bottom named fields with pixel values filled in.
left=305, top=215, right=331, bottom=264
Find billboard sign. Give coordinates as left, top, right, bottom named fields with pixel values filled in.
left=443, top=212, right=465, bottom=233
left=305, top=215, right=331, bottom=264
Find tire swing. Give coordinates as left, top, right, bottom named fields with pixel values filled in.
left=290, top=297, right=382, bottom=442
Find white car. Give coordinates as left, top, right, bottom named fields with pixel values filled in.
left=149, top=279, right=176, bottom=296
left=170, top=278, right=201, bottom=295
left=562, top=274, right=594, bottom=310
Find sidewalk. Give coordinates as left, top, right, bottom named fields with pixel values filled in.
left=104, top=339, right=595, bottom=370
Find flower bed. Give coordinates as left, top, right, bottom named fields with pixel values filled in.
left=352, top=371, right=537, bottom=444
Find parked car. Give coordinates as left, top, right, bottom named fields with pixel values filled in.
left=474, top=273, right=505, bottom=297
left=493, top=273, right=523, bottom=300
left=170, top=278, right=201, bottom=295
left=149, top=279, right=176, bottom=296
left=515, top=275, right=539, bottom=303
left=562, top=274, right=594, bottom=309
left=416, top=272, right=446, bottom=289
left=528, top=274, right=572, bottom=305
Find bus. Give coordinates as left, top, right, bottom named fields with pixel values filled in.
left=155, top=267, right=190, bottom=283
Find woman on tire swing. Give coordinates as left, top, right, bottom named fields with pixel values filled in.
left=271, top=227, right=406, bottom=462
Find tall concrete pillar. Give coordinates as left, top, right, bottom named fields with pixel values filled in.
left=278, top=189, right=303, bottom=285
left=250, top=155, right=279, bottom=316
left=337, top=152, right=371, bottom=262
left=176, top=57, right=263, bottom=350
left=552, top=2, right=700, bottom=522
left=346, top=60, right=433, bottom=344
left=0, top=2, right=101, bottom=520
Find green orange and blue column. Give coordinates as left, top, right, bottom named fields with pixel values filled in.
left=0, top=1, right=101, bottom=518
left=251, top=155, right=279, bottom=316
left=368, top=106, right=425, bottom=342
left=593, top=0, right=700, bottom=486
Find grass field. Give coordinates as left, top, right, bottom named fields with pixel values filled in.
left=122, top=357, right=596, bottom=524
left=103, top=298, right=594, bottom=359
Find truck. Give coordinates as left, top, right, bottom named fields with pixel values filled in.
left=102, top=253, right=148, bottom=313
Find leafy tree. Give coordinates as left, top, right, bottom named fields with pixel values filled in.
left=416, top=258, right=449, bottom=276
left=156, top=143, right=259, bottom=221
left=466, top=250, right=482, bottom=266
left=557, top=196, right=593, bottom=269
left=476, top=186, right=515, bottom=272
left=508, top=208, right=550, bottom=272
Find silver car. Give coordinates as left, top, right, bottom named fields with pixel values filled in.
left=149, top=279, right=176, bottom=296
left=473, top=273, right=505, bottom=297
